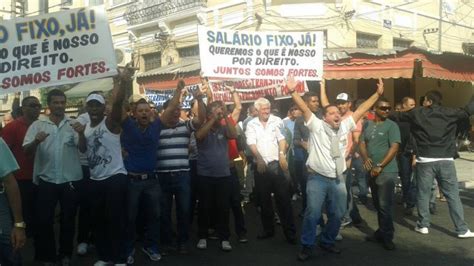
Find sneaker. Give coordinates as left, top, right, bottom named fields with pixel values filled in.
left=335, top=233, right=343, bottom=241
left=127, top=249, right=135, bottom=264
left=208, top=229, right=219, bottom=240
left=196, top=239, right=207, bottom=249
left=297, top=246, right=312, bottom=261
left=238, top=234, right=249, bottom=243
left=429, top=203, right=437, bottom=215
left=340, top=218, right=352, bottom=228
left=415, top=226, right=429, bottom=235
left=77, top=242, right=88, bottom=255
left=458, top=230, right=474, bottom=238
left=93, top=261, right=111, bottom=266
left=142, top=246, right=161, bottom=261
left=221, top=241, right=232, bottom=251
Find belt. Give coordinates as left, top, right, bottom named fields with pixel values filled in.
left=128, top=173, right=157, bottom=181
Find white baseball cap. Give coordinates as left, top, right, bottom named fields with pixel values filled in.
left=86, top=94, right=105, bottom=104
left=336, top=93, right=351, bottom=102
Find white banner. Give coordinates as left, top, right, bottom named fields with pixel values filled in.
left=0, top=7, right=117, bottom=94
left=198, top=26, right=324, bottom=81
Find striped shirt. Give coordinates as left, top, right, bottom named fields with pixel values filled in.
left=156, top=120, right=194, bottom=172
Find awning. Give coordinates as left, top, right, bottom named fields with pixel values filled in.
left=64, top=78, right=114, bottom=98
left=416, top=52, right=474, bottom=82
left=324, top=57, right=415, bottom=80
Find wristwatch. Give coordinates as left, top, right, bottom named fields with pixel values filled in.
left=376, top=163, right=383, bottom=168
left=14, top=222, right=26, bottom=229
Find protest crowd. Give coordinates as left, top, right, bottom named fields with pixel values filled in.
left=1, top=67, right=474, bottom=266
left=1, top=5, right=474, bottom=266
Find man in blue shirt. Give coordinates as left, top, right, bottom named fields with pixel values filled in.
left=122, top=80, right=204, bottom=262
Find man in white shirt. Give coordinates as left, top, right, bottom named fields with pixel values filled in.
left=287, top=76, right=384, bottom=261
left=245, top=98, right=296, bottom=244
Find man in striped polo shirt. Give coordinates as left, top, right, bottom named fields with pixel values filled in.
left=157, top=85, right=206, bottom=254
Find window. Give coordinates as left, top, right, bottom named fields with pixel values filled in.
left=462, top=42, right=474, bottom=55
left=178, top=45, right=199, bottom=58
left=143, top=52, right=161, bottom=71
left=90, top=0, right=104, bottom=6
left=62, top=0, right=73, bottom=6
left=356, top=32, right=380, bottom=48
left=393, top=38, right=413, bottom=50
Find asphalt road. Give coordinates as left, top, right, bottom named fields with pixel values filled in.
left=20, top=187, right=474, bottom=266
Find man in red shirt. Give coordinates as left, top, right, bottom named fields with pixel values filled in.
left=1, top=96, right=42, bottom=238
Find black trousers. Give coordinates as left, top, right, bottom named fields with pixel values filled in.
left=254, top=161, right=296, bottom=238
left=35, top=179, right=80, bottom=263
left=198, top=175, right=233, bottom=241
left=230, top=167, right=247, bottom=237
left=90, top=174, right=128, bottom=264
left=16, top=180, right=37, bottom=238
left=77, top=166, right=94, bottom=244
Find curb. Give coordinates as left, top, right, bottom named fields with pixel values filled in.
left=459, top=181, right=474, bottom=189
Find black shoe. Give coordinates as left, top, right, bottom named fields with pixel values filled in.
left=319, top=244, right=341, bottom=254
left=297, top=246, right=312, bottom=261
left=383, top=240, right=396, bottom=250
left=429, top=203, right=437, bottom=215
left=257, top=231, right=275, bottom=239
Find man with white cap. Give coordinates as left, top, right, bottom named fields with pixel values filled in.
left=321, top=88, right=364, bottom=229
left=73, top=70, right=133, bottom=266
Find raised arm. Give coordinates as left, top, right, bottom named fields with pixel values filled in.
left=107, top=68, right=134, bottom=133
left=190, top=88, right=206, bottom=129
left=195, top=116, right=218, bottom=141
left=352, top=78, right=384, bottom=123
left=224, top=115, right=238, bottom=139
left=226, top=83, right=242, bottom=122
left=319, top=79, right=329, bottom=108
left=287, top=75, right=312, bottom=122
left=161, top=80, right=185, bottom=125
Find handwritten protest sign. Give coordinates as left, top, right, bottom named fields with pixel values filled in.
left=145, top=83, right=200, bottom=109
left=0, top=7, right=117, bottom=94
left=209, top=79, right=307, bottom=104
left=198, top=26, right=323, bottom=81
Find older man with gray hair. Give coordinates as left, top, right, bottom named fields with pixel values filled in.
left=245, top=97, right=296, bottom=244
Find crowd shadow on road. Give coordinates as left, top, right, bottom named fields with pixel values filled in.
left=460, top=188, right=474, bottom=209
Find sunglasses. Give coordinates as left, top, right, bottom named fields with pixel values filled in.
left=378, top=106, right=391, bottom=111
left=26, top=103, right=42, bottom=109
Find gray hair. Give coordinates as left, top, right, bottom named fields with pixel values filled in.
left=254, top=97, right=271, bottom=111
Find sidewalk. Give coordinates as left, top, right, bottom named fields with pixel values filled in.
left=456, top=151, right=474, bottom=189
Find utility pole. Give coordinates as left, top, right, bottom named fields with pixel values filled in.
left=438, top=0, right=442, bottom=52
left=11, top=0, right=16, bottom=18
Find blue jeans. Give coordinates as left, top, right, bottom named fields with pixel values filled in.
left=301, top=173, right=346, bottom=247
left=398, top=153, right=416, bottom=207
left=126, top=177, right=161, bottom=250
left=343, top=169, right=362, bottom=223
left=369, top=172, right=397, bottom=241
left=352, top=156, right=368, bottom=200
left=159, top=171, right=191, bottom=246
left=416, top=161, right=468, bottom=234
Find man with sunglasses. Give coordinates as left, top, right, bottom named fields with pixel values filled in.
left=359, top=98, right=400, bottom=250
left=1, top=96, right=42, bottom=240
